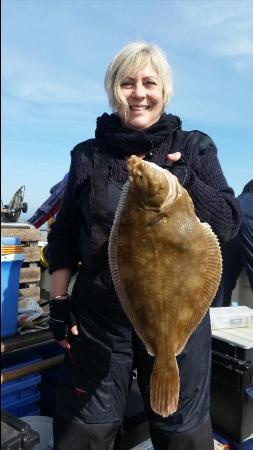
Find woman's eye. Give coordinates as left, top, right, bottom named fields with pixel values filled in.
left=121, top=80, right=157, bottom=88
left=121, top=81, right=133, bottom=87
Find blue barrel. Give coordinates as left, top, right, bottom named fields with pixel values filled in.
left=1, top=237, right=24, bottom=337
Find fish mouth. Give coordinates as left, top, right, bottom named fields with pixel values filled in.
left=127, top=155, right=144, bottom=181
left=127, top=155, right=144, bottom=190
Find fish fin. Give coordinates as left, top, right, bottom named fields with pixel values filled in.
left=176, top=222, right=222, bottom=354
left=150, top=353, right=179, bottom=417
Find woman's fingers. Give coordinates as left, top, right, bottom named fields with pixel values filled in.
left=167, top=152, right=181, bottom=162
left=70, top=324, right=78, bottom=336
left=55, top=324, right=78, bottom=352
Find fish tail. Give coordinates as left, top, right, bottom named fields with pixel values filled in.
left=150, top=353, right=179, bottom=417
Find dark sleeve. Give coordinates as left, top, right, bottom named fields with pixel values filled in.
left=221, top=238, right=244, bottom=305
left=47, top=144, right=90, bottom=274
left=238, top=222, right=253, bottom=290
left=183, top=133, right=241, bottom=242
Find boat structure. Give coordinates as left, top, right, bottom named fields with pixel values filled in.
left=1, top=185, right=28, bottom=223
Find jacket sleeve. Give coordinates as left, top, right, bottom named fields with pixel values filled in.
left=237, top=222, right=253, bottom=290
left=47, top=143, right=90, bottom=274
left=183, top=132, right=241, bottom=242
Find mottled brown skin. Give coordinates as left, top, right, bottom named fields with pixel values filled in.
left=109, top=155, right=222, bottom=417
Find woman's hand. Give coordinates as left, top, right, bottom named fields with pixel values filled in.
left=58, top=325, right=78, bottom=350
left=57, top=325, right=78, bottom=350
left=49, top=296, right=78, bottom=350
left=49, top=269, right=77, bottom=349
left=167, top=151, right=181, bottom=163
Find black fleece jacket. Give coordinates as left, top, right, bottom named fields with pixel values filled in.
left=48, top=129, right=241, bottom=275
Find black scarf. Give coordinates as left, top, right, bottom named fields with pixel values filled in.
left=95, top=112, right=182, bottom=158
left=91, top=111, right=182, bottom=281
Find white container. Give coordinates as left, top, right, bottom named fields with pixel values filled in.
left=210, top=306, right=253, bottom=330
left=21, top=416, right=53, bottom=450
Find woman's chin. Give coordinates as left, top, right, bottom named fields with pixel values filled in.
left=125, top=117, right=153, bottom=130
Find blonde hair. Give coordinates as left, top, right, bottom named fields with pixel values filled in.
left=105, top=41, right=173, bottom=116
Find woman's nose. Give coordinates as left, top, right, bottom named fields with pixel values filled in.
left=132, top=82, right=145, bottom=98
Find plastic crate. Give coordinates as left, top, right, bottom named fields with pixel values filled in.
left=3, top=392, right=41, bottom=418
left=1, top=356, right=41, bottom=418
left=2, top=373, right=41, bottom=404
left=1, top=237, right=24, bottom=337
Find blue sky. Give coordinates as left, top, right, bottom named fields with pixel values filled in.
left=2, top=0, right=253, bottom=221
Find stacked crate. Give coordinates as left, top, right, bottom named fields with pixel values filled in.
left=2, top=354, right=42, bottom=417
left=1, top=224, right=41, bottom=302
left=1, top=224, right=42, bottom=416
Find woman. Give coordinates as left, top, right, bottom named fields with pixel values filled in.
left=48, top=41, right=241, bottom=450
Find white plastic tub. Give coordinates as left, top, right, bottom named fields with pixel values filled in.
left=21, top=416, right=53, bottom=450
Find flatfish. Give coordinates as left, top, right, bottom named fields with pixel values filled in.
left=108, top=155, right=222, bottom=417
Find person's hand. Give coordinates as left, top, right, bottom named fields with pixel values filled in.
left=57, top=324, right=78, bottom=350
left=167, top=152, right=181, bottom=163
left=49, top=296, right=78, bottom=350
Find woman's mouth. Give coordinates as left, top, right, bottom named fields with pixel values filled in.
left=129, top=105, right=150, bottom=111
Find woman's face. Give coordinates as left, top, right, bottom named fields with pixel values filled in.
left=117, top=63, right=163, bottom=130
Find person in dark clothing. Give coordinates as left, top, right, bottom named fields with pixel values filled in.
left=215, top=180, right=253, bottom=306
left=48, top=41, right=241, bottom=450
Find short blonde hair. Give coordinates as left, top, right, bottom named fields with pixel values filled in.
left=105, top=41, right=173, bottom=114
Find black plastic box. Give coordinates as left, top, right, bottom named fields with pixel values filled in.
left=210, top=350, right=253, bottom=442
left=1, top=410, right=39, bottom=450
left=212, top=333, right=253, bottom=361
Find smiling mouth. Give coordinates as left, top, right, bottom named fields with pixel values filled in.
left=129, top=106, right=150, bottom=111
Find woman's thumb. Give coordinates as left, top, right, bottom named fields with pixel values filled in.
left=70, top=324, right=78, bottom=335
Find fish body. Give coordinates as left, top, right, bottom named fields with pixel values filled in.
left=108, top=155, right=222, bottom=417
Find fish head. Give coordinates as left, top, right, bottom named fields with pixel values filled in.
left=127, top=155, right=173, bottom=209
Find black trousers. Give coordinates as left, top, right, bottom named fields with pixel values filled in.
left=54, top=417, right=120, bottom=450
left=53, top=416, right=214, bottom=450
left=149, top=417, right=214, bottom=450
left=53, top=314, right=213, bottom=450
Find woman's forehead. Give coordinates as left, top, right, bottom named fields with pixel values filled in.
left=124, top=62, right=159, bottom=79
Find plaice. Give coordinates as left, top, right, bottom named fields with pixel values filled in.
left=109, top=155, right=222, bottom=417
